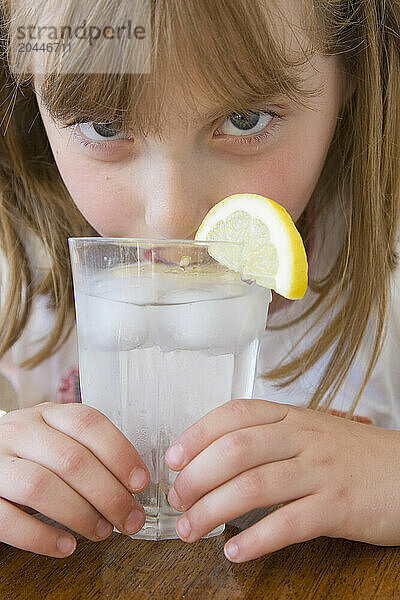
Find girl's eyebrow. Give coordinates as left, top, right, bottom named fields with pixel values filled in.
left=39, top=77, right=290, bottom=129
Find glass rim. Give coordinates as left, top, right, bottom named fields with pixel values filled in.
left=68, top=237, right=243, bottom=247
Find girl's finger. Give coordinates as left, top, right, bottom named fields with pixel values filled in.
left=0, top=496, right=77, bottom=558
left=173, top=456, right=316, bottom=544
left=2, top=404, right=148, bottom=536
left=165, top=399, right=290, bottom=471
left=223, top=493, right=326, bottom=563
left=0, top=455, right=145, bottom=541
left=168, top=421, right=301, bottom=511
left=37, top=402, right=150, bottom=493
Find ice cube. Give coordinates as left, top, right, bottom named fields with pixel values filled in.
left=153, top=284, right=255, bottom=353
left=76, top=293, right=150, bottom=351
left=98, top=274, right=158, bottom=305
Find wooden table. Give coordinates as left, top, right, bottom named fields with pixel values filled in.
left=1, top=506, right=400, bottom=600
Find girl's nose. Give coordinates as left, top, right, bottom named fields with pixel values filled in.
left=139, top=154, right=212, bottom=240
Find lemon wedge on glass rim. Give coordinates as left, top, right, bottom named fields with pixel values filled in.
left=194, top=193, right=308, bottom=300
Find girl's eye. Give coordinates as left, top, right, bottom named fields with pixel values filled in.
left=65, top=110, right=282, bottom=152
left=75, top=121, right=127, bottom=142
left=220, top=111, right=274, bottom=136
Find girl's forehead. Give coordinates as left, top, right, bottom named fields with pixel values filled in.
left=26, top=0, right=328, bottom=131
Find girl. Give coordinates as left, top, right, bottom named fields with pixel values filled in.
left=0, top=0, right=399, bottom=564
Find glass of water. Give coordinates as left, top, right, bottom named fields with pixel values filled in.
left=68, top=238, right=271, bottom=540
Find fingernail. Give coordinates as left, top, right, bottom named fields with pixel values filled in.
left=95, top=517, right=113, bottom=539
left=57, top=535, right=76, bottom=555
left=129, top=467, right=148, bottom=491
left=177, top=516, right=191, bottom=540
left=168, top=486, right=184, bottom=511
left=125, top=509, right=145, bottom=534
left=165, top=442, right=184, bottom=468
left=224, top=542, right=240, bottom=561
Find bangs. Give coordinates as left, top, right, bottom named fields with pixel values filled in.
left=6, top=0, right=322, bottom=136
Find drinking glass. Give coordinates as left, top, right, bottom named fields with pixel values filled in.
left=68, top=238, right=271, bottom=540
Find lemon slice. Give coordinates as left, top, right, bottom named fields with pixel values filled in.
left=195, top=193, right=308, bottom=299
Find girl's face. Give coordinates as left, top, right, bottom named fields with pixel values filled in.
left=34, top=1, right=345, bottom=239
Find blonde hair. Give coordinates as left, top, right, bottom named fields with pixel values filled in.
left=0, top=0, right=399, bottom=417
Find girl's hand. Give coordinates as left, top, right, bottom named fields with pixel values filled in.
left=165, top=399, right=399, bottom=563
left=0, top=402, right=150, bottom=557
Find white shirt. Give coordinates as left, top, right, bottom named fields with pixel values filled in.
left=253, top=271, right=400, bottom=429
left=0, top=230, right=80, bottom=407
